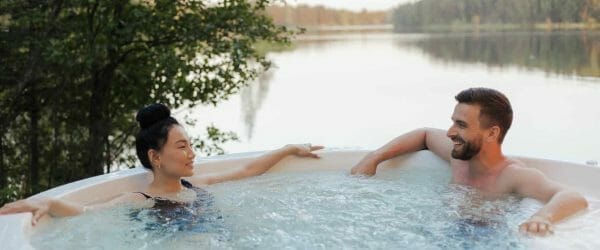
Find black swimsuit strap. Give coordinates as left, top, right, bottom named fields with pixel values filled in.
left=134, top=179, right=193, bottom=199
left=135, top=192, right=152, bottom=199
left=181, top=179, right=194, bottom=188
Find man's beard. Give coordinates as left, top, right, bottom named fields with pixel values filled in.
left=450, top=135, right=481, bottom=160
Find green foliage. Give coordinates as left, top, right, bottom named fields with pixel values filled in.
left=193, top=125, right=240, bottom=157
left=253, top=39, right=296, bottom=57
left=0, top=186, right=21, bottom=206
left=0, top=0, right=293, bottom=203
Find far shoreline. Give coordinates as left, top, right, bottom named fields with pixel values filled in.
left=281, top=22, right=600, bottom=34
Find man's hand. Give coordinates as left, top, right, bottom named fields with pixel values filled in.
left=519, top=215, right=554, bottom=236
left=350, top=154, right=379, bottom=176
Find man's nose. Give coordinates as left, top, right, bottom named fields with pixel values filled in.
left=446, top=127, right=456, bottom=138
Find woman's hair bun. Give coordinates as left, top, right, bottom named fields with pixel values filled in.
left=136, top=103, right=171, bottom=129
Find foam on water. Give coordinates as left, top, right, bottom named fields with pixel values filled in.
left=31, top=166, right=600, bottom=249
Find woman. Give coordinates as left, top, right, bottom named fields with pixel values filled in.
left=0, top=103, right=323, bottom=227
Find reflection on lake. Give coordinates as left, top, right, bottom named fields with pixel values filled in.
left=401, top=31, right=600, bottom=78
left=181, top=31, right=600, bottom=164
left=240, top=70, right=273, bottom=140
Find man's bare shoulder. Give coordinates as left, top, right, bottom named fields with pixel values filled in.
left=499, top=159, right=551, bottom=192
left=501, top=158, right=543, bottom=177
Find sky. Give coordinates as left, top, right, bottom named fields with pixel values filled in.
left=284, top=0, right=414, bottom=12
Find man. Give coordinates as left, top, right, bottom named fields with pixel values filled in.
left=351, top=87, right=588, bottom=236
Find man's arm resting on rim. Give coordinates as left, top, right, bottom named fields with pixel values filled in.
left=350, top=128, right=452, bottom=176
left=515, top=167, right=588, bottom=235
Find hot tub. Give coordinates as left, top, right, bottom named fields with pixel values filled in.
left=1, top=150, right=598, bottom=249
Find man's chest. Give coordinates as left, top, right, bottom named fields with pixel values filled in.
left=450, top=164, right=514, bottom=196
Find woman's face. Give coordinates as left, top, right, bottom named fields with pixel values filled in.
left=155, top=125, right=196, bottom=177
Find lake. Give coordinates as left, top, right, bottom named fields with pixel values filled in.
left=180, top=31, right=600, bottom=164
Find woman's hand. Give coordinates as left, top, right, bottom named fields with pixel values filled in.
left=519, top=215, right=554, bottom=236
left=284, top=144, right=324, bottom=158
left=0, top=199, right=51, bottom=226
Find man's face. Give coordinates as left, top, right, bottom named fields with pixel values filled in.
left=447, top=103, right=484, bottom=160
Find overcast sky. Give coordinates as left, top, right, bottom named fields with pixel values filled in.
left=284, top=0, right=415, bottom=11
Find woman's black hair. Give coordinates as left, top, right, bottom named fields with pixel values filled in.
left=135, top=103, right=180, bottom=170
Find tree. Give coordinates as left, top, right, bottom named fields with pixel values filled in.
left=391, top=0, right=600, bottom=31
left=0, top=0, right=294, bottom=203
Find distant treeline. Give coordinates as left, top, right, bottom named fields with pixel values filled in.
left=393, top=0, right=600, bottom=32
left=266, top=4, right=389, bottom=27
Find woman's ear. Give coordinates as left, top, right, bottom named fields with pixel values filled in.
left=148, top=149, right=161, bottom=168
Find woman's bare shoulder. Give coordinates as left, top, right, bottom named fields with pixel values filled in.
left=86, top=192, right=148, bottom=210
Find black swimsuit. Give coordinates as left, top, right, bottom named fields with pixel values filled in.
left=130, top=179, right=223, bottom=233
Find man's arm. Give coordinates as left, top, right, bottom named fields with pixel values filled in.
left=351, top=128, right=453, bottom=176
left=513, top=167, right=588, bottom=236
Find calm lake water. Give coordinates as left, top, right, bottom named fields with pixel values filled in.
left=179, top=31, right=600, bottom=164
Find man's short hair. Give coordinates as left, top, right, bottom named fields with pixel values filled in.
left=455, top=87, right=513, bottom=144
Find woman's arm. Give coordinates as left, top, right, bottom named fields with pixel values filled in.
left=0, top=198, right=83, bottom=225
left=0, top=192, right=145, bottom=225
left=192, top=144, right=323, bottom=186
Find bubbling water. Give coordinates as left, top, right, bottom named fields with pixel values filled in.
left=33, top=165, right=582, bottom=249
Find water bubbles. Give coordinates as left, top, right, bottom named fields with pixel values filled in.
left=32, top=170, right=598, bottom=249
left=205, top=171, right=537, bottom=249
